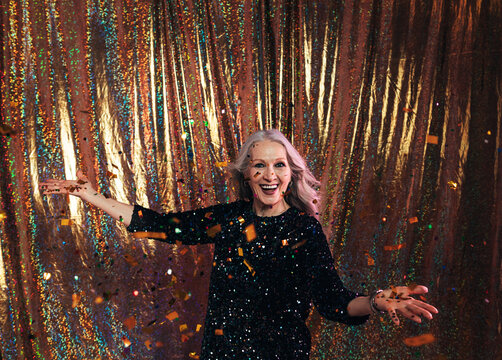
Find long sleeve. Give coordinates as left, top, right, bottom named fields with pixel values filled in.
left=126, top=200, right=246, bottom=245
left=306, top=220, right=369, bottom=325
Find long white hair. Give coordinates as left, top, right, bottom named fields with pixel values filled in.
left=229, top=129, right=320, bottom=217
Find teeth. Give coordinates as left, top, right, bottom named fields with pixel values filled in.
left=260, top=184, right=278, bottom=190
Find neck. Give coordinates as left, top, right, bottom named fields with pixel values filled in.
left=252, top=200, right=290, bottom=217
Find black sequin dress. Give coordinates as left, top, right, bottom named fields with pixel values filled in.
left=127, top=200, right=368, bottom=359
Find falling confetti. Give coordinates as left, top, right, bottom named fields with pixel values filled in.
left=244, top=224, right=256, bottom=242
left=384, top=244, right=405, bottom=251
left=132, top=232, right=167, bottom=239
left=426, top=135, right=438, bottom=144
left=166, top=311, right=179, bottom=321
left=207, top=224, right=222, bottom=238
left=124, top=316, right=136, bottom=330
left=403, top=333, right=436, bottom=347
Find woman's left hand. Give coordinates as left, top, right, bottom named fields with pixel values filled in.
left=374, top=285, right=438, bottom=325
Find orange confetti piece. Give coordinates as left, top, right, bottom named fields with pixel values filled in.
left=366, top=254, right=375, bottom=266
left=181, top=334, right=190, bottom=342
left=138, top=210, right=143, bottom=218
left=237, top=216, right=245, bottom=224
left=243, top=259, right=255, bottom=276
left=179, top=324, right=188, bottom=332
left=179, top=248, right=188, bottom=255
left=426, top=135, right=438, bottom=144
left=253, top=172, right=261, bottom=178
left=132, top=231, right=167, bottom=239
left=72, top=293, right=81, bottom=308
left=238, top=248, right=244, bottom=256
left=215, top=329, right=224, bottom=335
left=403, top=333, right=435, bottom=347
left=94, top=296, right=104, bottom=304
left=155, top=341, right=164, bottom=347
left=60, top=219, right=73, bottom=226
left=145, top=340, right=152, bottom=350
left=291, top=239, right=307, bottom=249
left=196, top=324, right=202, bottom=332
left=204, top=212, right=213, bottom=219
left=281, top=239, right=289, bottom=246
left=403, top=107, right=413, bottom=113
left=122, top=337, right=131, bottom=347
left=124, top=316, right=136, bottom=330
left=0, top=211, right=7, bottom=221
left=384, top=243, right=405, bottom=251
left=166, top=311, right=179, bottom=321
left=124, top=254, right=139, bottom=267
left=244, top=224, right=256, bottom=242
left=207, top=224, right=222, bottom=238
left=189, top=353, right=200, bottom=359
left=409, top=217, right=418, bottom=224
left=106, top=171, right=117, bottom=179
left=447, top=181, right=458, bottom=190
left=215, top=161, right=227, bottom=167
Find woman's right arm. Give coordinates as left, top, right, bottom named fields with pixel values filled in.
left=39, top=170, right=134, bottom=226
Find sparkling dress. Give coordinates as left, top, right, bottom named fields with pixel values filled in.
left=127, top=200, right=368, bottom=359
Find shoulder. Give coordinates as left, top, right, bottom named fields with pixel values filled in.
left=288, top=208, right=324, bottom=236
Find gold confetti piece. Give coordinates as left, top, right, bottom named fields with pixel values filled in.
left=291, top=239, right=307, bottom=249
left=60, top=219, right=73, bottom=226
left=124, top=316, right=136, bottom=330
left=384, top=244, right=405, bottom=251
left=447, top=181, right=458, bottom=190
left=166, top=311, right=179, bottom=321
left=124, top=254, right=139, bottom=267
left=365, top=252, right=375, bottom=266
left=215, top=161, right=227, bottom=167
left=171, top=217, right=181, bottom=224
left=204, top=212, right=213, bottom=219
left=181, top=334, right=190, bottom=342
left=179, top=324, right=188, bottom=332
left=145, top=340, right=152, bottom=350
left=237, top=216, right=245, bottom=224
left=238, top=248, right=244, bottom=256
left=106, top=171, right=117, bottom=179
left=189, top=352, right=200, bottom=359
left=244, top=224, right=256, bottom=242
left=243, top=259, right=255, bottom=276
left=179, top=248, right=188, bottom=255
left=196, top=324, right=202, bottom=332
left=426, top=135, right=438, bottom=144
left=207, top=224, right=222, bottom=238
left=138, top=210, right=143, bottom=218
left=409, top=217, right=418, bottom=224
left=132, top=232, right=167, bottom=239
left=281, top=239, right=289, bottom=246
left=403, top=333, right=435, bottom=347
left=0, top=210, right=7, bottom=221
left=72, top=293, right=81, bottom=308
left=95, top=296, right=104, bottom=304
left=403, top=107, right=413, bottom=112
left=215, top=329, right=223, bottom=335
left=122, top=337, right=131, bottom=347
left=43, top=272, right=51, bottom=280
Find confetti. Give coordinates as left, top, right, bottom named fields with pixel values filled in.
left=447, top=181, right=458, bottom=190
left=94, top=296, right=104, bottom=304
left=196, top=324, right=202, bottom=332
left=237, top=216, right=245, bottom=224
left=238, top=248, right=244, bottom=256
left=106, top=171, right=117, bottom=179
left=189, top=353, right=200, bottom=359
left=124, top=316, right=136, bottom=330
left=426, top=135, right=438, bottom=144
left=215, top=329, right=223, bottom=335
left=408, top=217, right=418, bottom=224
left=244, top=224, right=256, bottom=242
left=71, top=293, right=81, bottom=308
left=0, top=211, right=6, bottom=221
left=215, top=161, right=227, bottom=167
left=204, top=212, right=213, bottom=219
left=243, top=259, right=255, bottom=276
left=166, top=311, right=179, bottom=321
left=402, top=107, right=413, bottom=112
left=124, top=254, right=139, bottom=267
left=253, top=172, right=261, bottom=178
left=179, top=248, right=189, bottom=255
left=60, top=219, right=73, bottom=226
left=132, top=232, right=167, bottom=239
left=179, top=324, right=188, bottom=332
left=43, top=272, right=51, bottom=280
left=207, top=224, right=222, bottom=238
left=384, top=244, right=405, bottom=251
left=281, top=239, right=289, bottom=246
left=291, top=239, right=307, bottom=249
left=403, top=333, right=435, bottom=347
left=145, top=340, right=152, bottom=350
left=122, top=337, right=131, bottom=348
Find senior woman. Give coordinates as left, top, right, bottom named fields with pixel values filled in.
left=41, top=129, right=438, bottom=359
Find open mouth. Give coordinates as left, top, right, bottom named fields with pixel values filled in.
left=259, top=184, right=279, bottom=194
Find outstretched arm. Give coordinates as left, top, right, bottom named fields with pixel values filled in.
left=39, top=170, right=134, bottom=226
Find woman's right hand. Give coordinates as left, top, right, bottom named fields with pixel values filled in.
left=40, top=170, right=96, bottom=199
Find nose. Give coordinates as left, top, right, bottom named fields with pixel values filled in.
left=263, top=165, right=276, bottom=181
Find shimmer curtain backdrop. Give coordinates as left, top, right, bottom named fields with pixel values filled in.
left=0, top=0, right=501, bottom=359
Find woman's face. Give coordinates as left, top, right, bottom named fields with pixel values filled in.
left=246, top=140, right=292, bottom=212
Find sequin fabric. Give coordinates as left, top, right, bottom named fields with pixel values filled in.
left=127, top=200, right=368, bottom=359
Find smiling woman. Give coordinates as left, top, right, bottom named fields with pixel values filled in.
left=40, top=129, right=438, bottom=359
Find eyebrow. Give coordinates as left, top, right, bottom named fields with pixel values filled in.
left=251, top=158, right=287, bottom=163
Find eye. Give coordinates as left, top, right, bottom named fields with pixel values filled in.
left=253, top=163, right=265, bottom=168
left=275, top=162, right=286, bottom=167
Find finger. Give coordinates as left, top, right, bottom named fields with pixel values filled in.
left=388, top=309, right=400, bottom=326
left=408, top=285, right=428, bottom=295
left=406, top=304, right=434, bottom=320
left=409, top=300, right=438, bottom=315
left=76, top=170, right=89, bottom=182
left=397, top=306, right=422, bottom=324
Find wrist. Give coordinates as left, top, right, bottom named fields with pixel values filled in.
left=369, top=289, right=384, bottom=314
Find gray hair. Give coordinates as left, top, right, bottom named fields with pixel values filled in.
left=229, top=129, right=320, bottom=217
